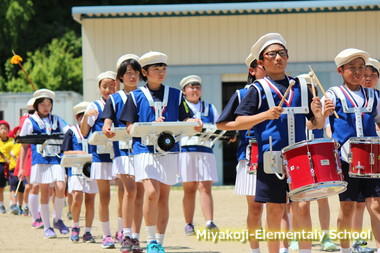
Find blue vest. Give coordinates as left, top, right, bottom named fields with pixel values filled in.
left=252, top=77, right=309, bottom=163
left=29, top=114, right=63, bottom=165
left=181, top=100, right=216, bottom=153
left=328, top=86, right=377, bottom=148
left=88, top=101, right=112, bottom=163
left=66, top=124, right=87, bottom=176
left=110, top=91, right=132, bottom=157
left=236, top=87, right=256, bottom=161
left=130, top=85, right=181, bottom=154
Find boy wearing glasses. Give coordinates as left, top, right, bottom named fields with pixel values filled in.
left=321, top=49, right=380, bottom=253
left=234, top=33, right=329, bottom=253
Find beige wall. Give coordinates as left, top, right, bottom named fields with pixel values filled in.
left=81, top=11, right=380, bottom=100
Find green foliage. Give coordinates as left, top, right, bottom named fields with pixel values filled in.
left=2, top=31, right=82, bottom=93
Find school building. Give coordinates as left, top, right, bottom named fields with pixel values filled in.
left=72, top=0, right=380, bottom=184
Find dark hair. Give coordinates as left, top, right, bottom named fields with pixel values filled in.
left=247, top=60, right=258, bottom=84
left=116, top=59, right=142, bottom=83
left=141, top=63, right=167, bottom=82
left=33, top=97, right=53, bottom=112
left=366, top=65, right=380, bottom=77
left=259, top=43, right=287, bottom=60
left=28, top=109, right=35, bottom=114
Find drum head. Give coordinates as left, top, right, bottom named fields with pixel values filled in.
left=289, top=181, right=347, bottom=202
left=82, top=162, right=91, bottom=178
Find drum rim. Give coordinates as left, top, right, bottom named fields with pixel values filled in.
left=282, top=138, right=337, bottom=153
left=289, top=180, right=347, bottom=201
left=348, top=172, right=380, bottom=178
left=349, top=137, right=380, bottom=144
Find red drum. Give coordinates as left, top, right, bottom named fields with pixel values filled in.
left=349, top=137, right=380, bottom=178
left=282, top=138, right=347, bottom=201
left=247, top=139, right=258, bottom=174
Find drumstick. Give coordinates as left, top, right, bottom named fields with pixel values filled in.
left=308, top=65, right=339, bottom=119
left=278, top=79, right=295, bottom=107
left=13, top=179, right=22, bottom=198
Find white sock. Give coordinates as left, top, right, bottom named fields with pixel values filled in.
left=40, top=204, right=50, bottom=229
left=279, top=248, right=287, bottom=253
left=101, top=221, right=111, bottom=237
left=299, top=250, right=311, bottom=253
left=341, top=248, right=351, bottom=253
left=73, top=222, right=79, bottom=228
left=145, top=226, right=156, bottom=244
left=123, top=227, right=132, bottom=237
left=132, top=233, right=140, bottom=240
left=156, top=233, right=165, bottom=245
left=85, top=227, right=91, bottom=233
left=251, top=248, right=260, bottom=253
left=29, top=194, right=40, bottom=220
left=118, top=217, right=123, bottom=231
left=376, top=248, right=380, bottom=253
left=53, top=197, right=65, bottom=222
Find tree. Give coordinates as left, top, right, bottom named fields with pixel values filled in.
left=2, top=31, right=82, bottom=93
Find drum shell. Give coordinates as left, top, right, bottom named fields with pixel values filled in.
left=247, top=139, right=258, bottom=174
left=349, top=137, right=380, bottom=178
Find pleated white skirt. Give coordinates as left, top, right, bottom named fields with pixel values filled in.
left=30, top=164, right=66, bottom=184
left=234, top=160, right=257, bottom=196
left=178, top=152, right=218, bottom=183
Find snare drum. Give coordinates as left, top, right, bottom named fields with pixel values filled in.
left=246, top=139, right=258, bottom=174
left=282, top=138, right=347, bottom=201
left=348, top=137, right=380, bottom=178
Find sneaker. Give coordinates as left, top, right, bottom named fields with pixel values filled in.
left=0, top=204, right=6, bottom=214
left=82, top=232, right=96, bottom=243
left=23, top=206, right=30, bottom=216
left=102, top=235, right=115, bottom=249
left=70, top=227, right=80, bottom=242
left=44, top=227, right=57, bottom=239
left=131, top=238, right=143, bottom=253
left=53, top=219, right=69, bottom=234
left=67, top=211, right=73, bottom=220
left=321, top=235, right=338, bottom=251
left=352, top=240, right=375, bottom=253
left=146, top=240, right=165, bottom=253
left=32, top=218, right=44, bottom=229
left=120, top=236, right=133, bottom=253
left=184, top=223, right=195, bottom=236
left=205, top=222, right=219, bottom=232
left=289, top=240, right=299, bottom=250
left=115, top=230, right=124, bottom=243
left=10, top=204, right=18, bottom=215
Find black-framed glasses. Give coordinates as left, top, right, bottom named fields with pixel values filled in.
left=264, top=49, right=288, bottom=59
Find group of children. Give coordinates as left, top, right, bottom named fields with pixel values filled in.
left=1, top=32, right=380, bottom=253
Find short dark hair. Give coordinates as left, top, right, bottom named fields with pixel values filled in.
left=247, top=60, right=259, bottom=84
left=367, top=65, right=380, bottom=77
left=116, top=59, right=142, bottom=83
left=141, top=63, right=167, bottom=82
left=33, top=98, right=53, bottom=112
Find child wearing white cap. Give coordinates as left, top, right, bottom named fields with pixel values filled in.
left=120, top=51, right=199, bottom=253
left=321, top=49, right=380, bottom=253
left=18, top=88, right=70, bottom=239
left=80, top=71, right=116, bottom=248
left=234, top=33, right=328, bottom=253
left=216, top=55, right=266, bottom=253
left=101, top=54, right=144, bottom=252
left=61, top=101, right=97, bottom=243
left=363, top=57, right=380, bottom=89
left=178, top=75, right=220, bottom=235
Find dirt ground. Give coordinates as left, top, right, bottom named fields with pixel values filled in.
left=0, top=186, right=377, bottom=253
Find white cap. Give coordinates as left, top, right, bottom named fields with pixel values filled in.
left=179, top=75, right=202, bottom=89
left=26, top=98, right=35, bottom=110
left=33, top=88, right=55, bottom=101
left=367, top=57, right=380, bottom=73
left=97, top=71, right=116, bottom=85
left=250, top=33, right=287, bottom=60
left=116, top=54, right=140, bottom=69
left=73, top=101, right=90, bottom=116
left=139, top=51, right=168, bottom=68
left=334, top=48, right=369, bottom=68
left=245, top=52, right=256, bottom=67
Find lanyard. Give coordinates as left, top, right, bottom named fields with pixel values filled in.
left=140, top=85, right=169, bottom=120
left=264, top=77, right=294, bottom=107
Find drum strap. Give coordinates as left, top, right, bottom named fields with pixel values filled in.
left=140, top=85, right=169, bottom=120
left=258, top=77, right=309, bottom=145
left=330, top=86, right=374, bottom=137
left=31, top=113, right=58, bottom=135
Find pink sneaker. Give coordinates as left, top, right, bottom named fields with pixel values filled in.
left=115, top=231, right=123, bottom=243
left=32, top=218, right=44, bottom=229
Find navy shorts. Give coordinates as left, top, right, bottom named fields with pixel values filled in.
left=8, top=171, right=25, bottom=193
left=0, top=163, right=8, bottom=188
left=339, top=161, right=380, bottom=202
left=255, top=163, right=288, bottom=203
